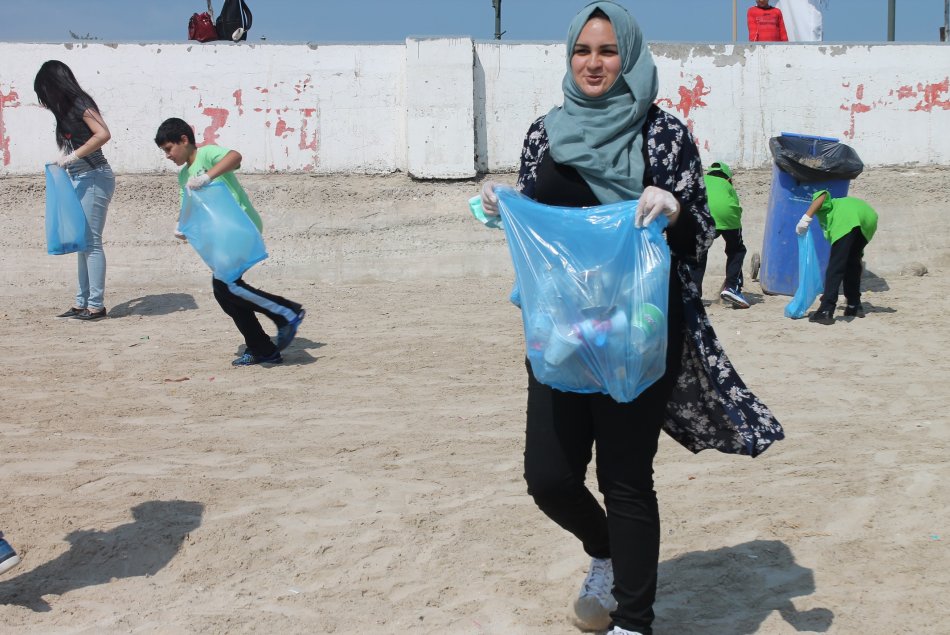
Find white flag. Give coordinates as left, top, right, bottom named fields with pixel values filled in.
left=776, top=0, right=827, bottom=42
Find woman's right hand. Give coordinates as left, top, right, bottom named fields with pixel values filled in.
left=481, top=181, right=500, bottom=216
left=636, top=186, right=681, bottom=228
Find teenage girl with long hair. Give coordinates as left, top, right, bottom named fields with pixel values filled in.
left=34, top=60, right=115, bottom=320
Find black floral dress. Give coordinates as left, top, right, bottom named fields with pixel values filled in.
left=515, top=106, right=784, bottom=457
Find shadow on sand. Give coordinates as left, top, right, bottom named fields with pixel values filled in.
left=109, top=293, right=198, bottom=318
left=653, top=540, right=833, bottom=634
left=0, top=500, right=203, bottom=611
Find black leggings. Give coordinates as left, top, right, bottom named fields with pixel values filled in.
left=522, top=273, right=683, bottom=635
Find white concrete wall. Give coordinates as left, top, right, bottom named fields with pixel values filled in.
left=1, top=42, right=407, bottom=175
left=1, top=41, right=948, bottom=177
left=406, top=38, right=475, bottom=179
left=477, top=42, right=950, bottom=172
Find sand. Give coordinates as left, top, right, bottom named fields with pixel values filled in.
left=0, top=167, right=948, bottom=634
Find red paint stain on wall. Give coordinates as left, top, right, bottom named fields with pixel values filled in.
left=655, top=74, right=709, bottom=151
left=675, top=75, right=710, bottom=119
left=275, top=118, right=295, bottom=137
left=200, top=107, right=229, bottom=146
left=192, top=78, right=320, bottom=166
left=294, top=76, right=312, bottom=95
left=895, top=78, right=950, bottom=112
left=840, top=83, right=872, bottom=139
left=843, top=78, right=948, bottom=139
left=0, top=88, right=21, bottom=166
left=233, top=89, right=244, bottom=115
left=896, top=85, right=916, bottom=100
left=298, top=108, right=319, bottom=152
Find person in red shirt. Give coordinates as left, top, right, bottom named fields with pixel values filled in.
left=747, top=0, right=789, bottom=41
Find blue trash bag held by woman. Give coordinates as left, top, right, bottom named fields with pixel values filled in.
left=44, top=164, right=89, bottom=255
left=785, top=230, right=823, bottom=318
left=179, top=182, right=268, bottom=283
left=496, top=186, right=670, bottom=403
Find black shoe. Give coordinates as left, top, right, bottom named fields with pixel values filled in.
left=56, top=307, right=84, bottom=318
left=73, top=308, right=107, bottom=321
left=844, top=304, right=866, bottom=318
left=808, top=308, right=835, bottom=325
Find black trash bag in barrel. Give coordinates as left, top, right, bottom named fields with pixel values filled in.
left=769, top=135, right=864, bottom=183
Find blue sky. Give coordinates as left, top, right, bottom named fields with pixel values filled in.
left=0, top=1, right=945, bottom=43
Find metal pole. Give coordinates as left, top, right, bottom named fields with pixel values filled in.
left=493, top=0, right=502, bottom=40
left=733, top=0, right=738, bottom=42
left=887, top=0, right=896, bottom=41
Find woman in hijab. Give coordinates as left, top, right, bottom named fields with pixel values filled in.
left=480, top=3, right=783, bottom=634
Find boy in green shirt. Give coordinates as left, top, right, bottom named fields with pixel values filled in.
left=155, top=118, right=306, bottom=365
left=796, top=190, right=878, bottom=325
left=689, top=161, right=750, bottom=308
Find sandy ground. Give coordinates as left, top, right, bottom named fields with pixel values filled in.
left=0, top=167, right=948, bottom=634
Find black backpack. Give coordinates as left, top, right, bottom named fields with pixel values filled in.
left=215, top=0, right=252, bottom=41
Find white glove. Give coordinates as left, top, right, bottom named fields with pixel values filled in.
left=480, top=181, right=500, bottom=216
left=796, top=214, right=812, bottom=236
left=186, top=173, right=211, bottom=190
left=56, top=152, right=79, bottom=167
left=636, top=186, right=680, bottom=228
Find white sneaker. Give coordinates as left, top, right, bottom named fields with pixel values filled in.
left=573, top=557, right=617, bottom=631
left=607, top=628, right=644, bottom=635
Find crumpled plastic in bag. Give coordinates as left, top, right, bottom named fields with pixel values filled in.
left=44, top=164, right=89, bottom=255
left=784, top=229, right=823, bottom=318
left=179, top=182, right=268, bottom=282
left=496, top=186, right=670, bottom=403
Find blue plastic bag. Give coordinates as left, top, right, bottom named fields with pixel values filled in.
left=44, top=164, right=88, bottom=255
left=496, top=186, right=670, bottom=403
left=179, top=182, right=268, bottom=283
left=784, top=230, right=823, bottom=318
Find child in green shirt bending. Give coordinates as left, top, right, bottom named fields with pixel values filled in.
left=155, top=117, right=306, bottom=365
left=796, top=190, right=878, bottom=325
left=689, top=161, right=750, bottom=308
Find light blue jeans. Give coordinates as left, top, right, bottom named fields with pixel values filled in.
left=70, top=165, right=115, bottom=310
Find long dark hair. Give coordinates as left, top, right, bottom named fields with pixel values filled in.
left=34, top=60, right=102, bottom=151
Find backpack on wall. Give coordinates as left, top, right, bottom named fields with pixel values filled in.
left=188, top=12, right=218, bottom=42
left=216, top=0, right=253, bottom=41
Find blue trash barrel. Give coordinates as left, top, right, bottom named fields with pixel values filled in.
left=760, top=133, right=864, bottom=296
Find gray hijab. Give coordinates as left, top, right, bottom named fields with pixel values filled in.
left=544, top=1, right=659, bottom=204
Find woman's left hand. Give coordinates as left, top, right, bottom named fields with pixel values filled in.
left=636, top=186, right=680, bottom=228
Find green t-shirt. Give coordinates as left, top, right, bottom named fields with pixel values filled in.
left=812, top=190, right=878, bottom=244
left=703, top=174, right=742, bottom=230
left=179, top=145, right=263, bottom=232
